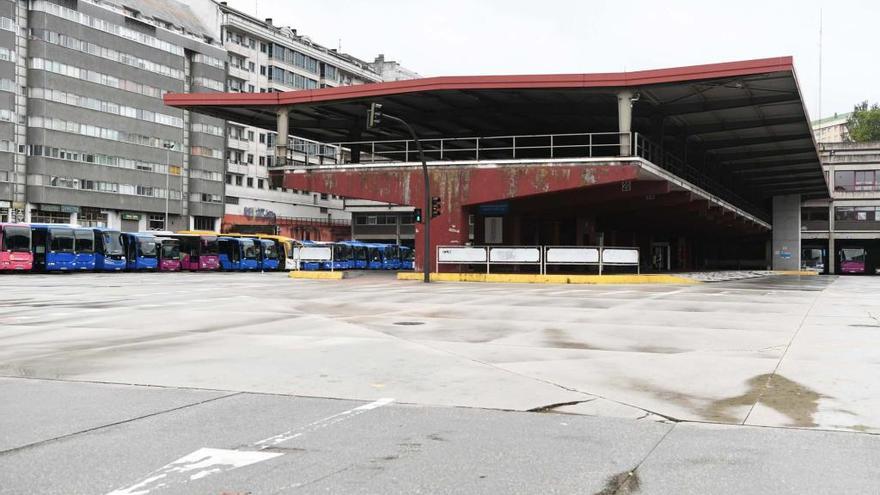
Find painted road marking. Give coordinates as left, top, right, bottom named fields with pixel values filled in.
left=106, top=398, right=394, bottom=495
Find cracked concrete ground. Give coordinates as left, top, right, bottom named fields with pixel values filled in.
left=1, top=272, right=878, bottom=431
left=1, top=272, right=880, bottom=493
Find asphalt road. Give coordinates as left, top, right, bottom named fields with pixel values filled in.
left=1, top=272, right=879, bottom=493
left=2, top=378, right=878, bottom=495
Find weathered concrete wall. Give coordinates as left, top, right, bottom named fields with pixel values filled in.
left=772, top=194, right=801, bottom=270
left=285, top=162, right=641, bottom=270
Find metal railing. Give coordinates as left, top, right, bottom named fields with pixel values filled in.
left=280, top=130, right=768, bottom=220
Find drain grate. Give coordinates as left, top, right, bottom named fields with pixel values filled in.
left=393, top=321, right=425, bottom=326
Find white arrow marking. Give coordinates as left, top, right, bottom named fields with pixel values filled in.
left=106, top=398, right=394, bottom=495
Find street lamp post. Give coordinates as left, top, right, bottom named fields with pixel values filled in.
left=163, top=142, right=175, bottom=230
left=367, top=103, right=431, bottom=283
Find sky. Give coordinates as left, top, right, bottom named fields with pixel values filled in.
left=227, top=0, right=878, bottom=120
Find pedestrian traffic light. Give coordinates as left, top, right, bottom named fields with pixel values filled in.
left=431, top=196, right=441, bottom=218
left=366, top=102, right=383, bottom=128
left=413, top=208, right=423, bottom=223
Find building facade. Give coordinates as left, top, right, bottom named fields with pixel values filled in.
left=0, top=0, right=228, bottom=232
left=217, top=4, right=417, bottom=240
left=801, top=142, right=880, bottom=274
left=370, top=54, right=421, bottom=82
left=812, top=112, right=851, bottom=144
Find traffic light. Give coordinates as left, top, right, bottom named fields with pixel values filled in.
left=431, top=196, right=441, bottom=218
left=366, top=102, right=383, bottom=128
left=413, top=208, right=423, bottom=224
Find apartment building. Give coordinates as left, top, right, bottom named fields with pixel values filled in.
left=801, top=142, right=880, bottom=274
left=217, top=3, right=406, bottom=240
left=0, top=0, right=228, bottom=231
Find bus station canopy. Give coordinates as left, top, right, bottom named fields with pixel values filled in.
left=165, top=56, right=826, bottom=199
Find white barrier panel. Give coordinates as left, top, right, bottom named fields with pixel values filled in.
left=438, top=246, right=487, bottom=263
left=489, top=247, right=541, bottom=263
left=299, top=246, right=332, bottom=261
left=602, top=248, right=639, bottom=264
left=546, top=247, right=600, bottom=264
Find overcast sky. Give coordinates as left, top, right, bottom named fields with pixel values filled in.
left=227, top=0, right=877, bottom=120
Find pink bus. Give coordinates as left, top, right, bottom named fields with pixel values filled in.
left=174, top=233, right=220, bottom=271
left=156, top=237, right=182, bottom=272
left=0, top=223, right=33, bottom=271
left=839, top=248, right=867, bottom=274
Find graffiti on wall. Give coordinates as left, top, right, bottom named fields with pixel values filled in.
left=244, top=207, right=277, bottom=221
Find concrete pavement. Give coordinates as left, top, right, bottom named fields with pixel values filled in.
left=2, top=272, right=880, bottom=492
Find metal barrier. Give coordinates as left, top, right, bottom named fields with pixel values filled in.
left=437, top=245, right=640, bottom=274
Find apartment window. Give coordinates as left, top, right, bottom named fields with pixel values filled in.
left=148, top=214, right=165, bottom=231
left=247, top=84, right=255, bottom=93
left=259, top=133, right=265, bottom=144
left=259, top=156, right=265, bottom=166
left=260, top=65, right=266, bottom=76
left=247, top=153, right=254, bottom=164
left=193, top=216, right=215, bottom=231
left=260, top=43, right=267, bottom=53
left=835, top=170, right=880, bottom=192
left=355, top=215, right=367, bottom=225
left=247, top=177, right=254, bottom=187
left=835, top=206, right=880, bottom=222
left=225, top=174, right=232, bottom=184
left=30, top=209, right=71, bottom=224
left=257, top=179, right=264, bottom=189
left=400, top=214, right=414, bottom=225
left=319, top=207, right=328, bottom=214
left=320, top=193, right=328, bottom=200
left=79, top=207, right=107, bottom=227
left=226, top=196, right=239, bottom=205
left=235, top=175, right=243, bottom=186
left=801, top=208, right=829, bottom=222
left=247, top=130, right=254, bottom=141
left=248, top=61, right=255, bottom=72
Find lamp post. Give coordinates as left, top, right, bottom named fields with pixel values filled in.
left=366, top=103, right=431, bottom=283
left=163, top=142, right=175, bottom=230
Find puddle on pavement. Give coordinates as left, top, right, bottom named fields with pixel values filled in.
left=631, top=374, right=824, bottom=427
left=707, top=374, right=823, bottom=427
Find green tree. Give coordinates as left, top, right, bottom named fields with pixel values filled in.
left=847, top=101, right=880, bottom=142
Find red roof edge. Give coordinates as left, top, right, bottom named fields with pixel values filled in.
left=164, top=56, right=795, bottom=109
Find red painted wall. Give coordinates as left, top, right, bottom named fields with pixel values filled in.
left=285, top=162, right=640, bottom=270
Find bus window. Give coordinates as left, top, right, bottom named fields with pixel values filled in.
left=3, top=226, right=31, bottom=252
left=139, top=239, right=158, bottom=257
left=103, top=232, right=124, bottom=255
left=51, top=231, right=75, bottom=253
left=243, top=241, right=257, bottom=259
left=75, top=232, right=94, bottom=253
left=265, top=243, right=278, bottom=259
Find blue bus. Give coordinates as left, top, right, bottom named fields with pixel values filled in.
left=340, top=241, right=368, bottom=270
left=399, top=246, right=414, bottom=270
left=122, top=233, right=158, bottom=271
left=363, top=243, right=385, bottom=270
left=257, top=238, right=280, bottom=271
left=73, top=228, right=96, bottom=271
left=218, top=236, right=259, bottom=271
left=30, top=224, right=76, bottom=272
left=321, top=243, right=352, bottom=271
left=298, top=240, right=323, bottom=271
left=380, top=244, right=401, bottom=270
left=93, top=228, right=126, bottom=271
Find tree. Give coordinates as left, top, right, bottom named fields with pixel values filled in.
left=847, top=101, right=880, bottom=142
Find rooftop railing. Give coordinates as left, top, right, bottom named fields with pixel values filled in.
left=278, top=130, right=767, bottom=220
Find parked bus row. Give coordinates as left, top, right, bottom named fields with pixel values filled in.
left=0, top=223, right=413, bottom=273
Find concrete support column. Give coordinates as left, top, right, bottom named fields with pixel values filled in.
left=771, top=195, right=801, bottom=270
left=828, top=202, right=835, bottom=274
left=275, top=106, right=290, bottom=167
left=617, top=90, right=633, bottom=156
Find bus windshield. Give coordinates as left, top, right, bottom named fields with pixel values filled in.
left=102, top=232, right=124, bottom=255
left=242, top=240, right=257, bottom=259
left=265, top=243, right=278, bottom=259
left=138, top=239, right=158, bottom=257
left=203, top=238, right=219, bottom=255
left=162, top=243, right=180, bottom=259
left=50, top=230, right=75, bottom=253
left=74, top=232, right=94, bottom=253
left=3, top=226, right=31, bottom=252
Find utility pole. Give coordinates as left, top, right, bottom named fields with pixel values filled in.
left=163, top=142, right=175, bottom=230
left=367, top=103, right=431, bottom=282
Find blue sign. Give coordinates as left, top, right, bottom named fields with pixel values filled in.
left=478, top=202, right=510, bottom=216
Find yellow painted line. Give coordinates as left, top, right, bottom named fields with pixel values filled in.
left=289, top=270, right=346, bottom=280
left=773, top=270, right=819, bottom=276
left=397, top=272, right=699, bottom=285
